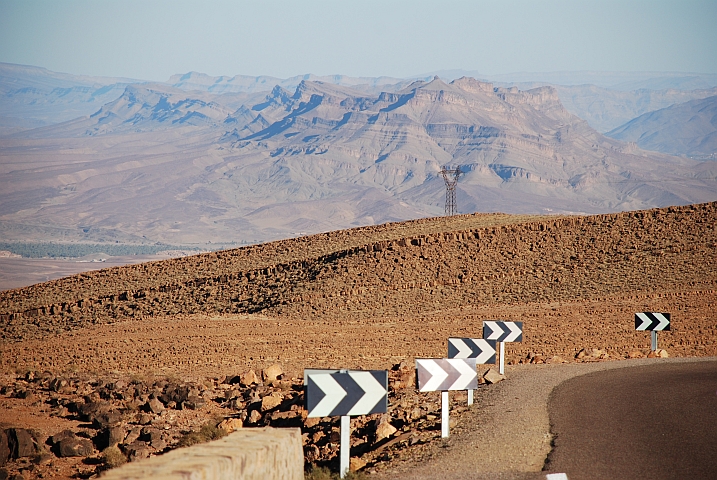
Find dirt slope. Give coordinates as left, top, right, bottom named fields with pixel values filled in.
left=1, top=202, right=716, bottom=375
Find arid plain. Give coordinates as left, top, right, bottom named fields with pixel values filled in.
left=1, top=202, right=716, bottom=478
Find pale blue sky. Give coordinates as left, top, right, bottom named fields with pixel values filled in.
left=0, top=0, right=715, bottom=81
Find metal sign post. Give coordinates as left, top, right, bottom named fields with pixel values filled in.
left=416, top=358, right=478, bottom=438
left=651, top=330, right=658, bottom=351
left=305, top=369, right=388, bottom=479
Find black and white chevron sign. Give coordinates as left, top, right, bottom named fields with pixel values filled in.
left=448, top=338, right=496, bottom=364
left=415, top=358, right=478, bottom=392
left=483, top=321, right=523, bottom=342
left=635, top=312, right=670, bottom=331
left=305, top=370, right=388, bottom=418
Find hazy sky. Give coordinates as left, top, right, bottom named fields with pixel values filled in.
left=1, top=0, right=715, bottom=81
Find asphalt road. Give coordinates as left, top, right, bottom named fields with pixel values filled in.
left=545, top=360, right=717, bottom=480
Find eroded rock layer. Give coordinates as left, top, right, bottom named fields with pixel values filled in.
left=1, top=202, right=715, bottom=344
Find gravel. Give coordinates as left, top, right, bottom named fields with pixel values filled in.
left=371, top=356, right=717, bottom=479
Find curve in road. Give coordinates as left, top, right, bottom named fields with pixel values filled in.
left=545, top=360, right=717, bottom=480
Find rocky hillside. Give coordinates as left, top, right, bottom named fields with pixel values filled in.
left=2, top=202, right=715, bottom=344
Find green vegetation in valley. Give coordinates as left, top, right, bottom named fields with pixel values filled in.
left=0, top=242, right=202, bottom=258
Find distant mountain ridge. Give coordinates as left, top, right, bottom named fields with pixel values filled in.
left=607, top=95, right=717, bottom=157
left=4, top=61, right=717, bottom=137
left=424, top=69, right=717, bottom=90
left=1, top=73, right=715, bottom=246
left=537, top=85, right=717, bottom=133
left=0, top=62, right=143, bottom=135
left=167, top=71, right=420, bottom=95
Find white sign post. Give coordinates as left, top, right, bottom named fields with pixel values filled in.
left=441, top=391, right=450, bottom=438
left=340, top=415, right=350, bottom=477
left=499, top=341, right=505, bottom=375
left=305, top=369, right=388, bottom=478
left=415, top=358, right=478, bottom=438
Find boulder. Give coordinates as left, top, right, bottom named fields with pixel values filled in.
left=49, top=377, right=68, bottom=392
left=240, top=370, right=260, bottom=386
left=93, top=410, right=123, bottom=428
left=217, top=418, right=243, bottom=433
left=140, top=428, right=163, bottom=447
left=262, top=364, right=283, bottom=383
left=224, top=389, right=241, bottom=400
left=530, top=354, right=545, bottom=364
left=78, top=400, right=112, bottom=422
left=350, top=456, right=367, bottom=472
left=172, top=385, right=198, bottom=404
left=0, top=430, right=9, bottom=466
left=50, top=430, right=75, bottom=445
left=7, top=429, right=36, bottom=459
left=483, top=368, right=505, bottom=384
left=374, top=417, right=397, bottom=441
left=137, top=413, right=153, bottom=425
left=304, top=417, right=320, bottom=428
left=145, top=397, right=165, bottom=414
left=123, top=427, right=141, bottom=445
left=97, top=426, right=125, bottom=450
left=182, top=395, right=206, bottom=410
left=247, top=410, right=262, bottom=425
left=392, top=365, right=416, bottom=390
left=409, top=407, right=423, bottom=420
left=575, top=348, right=608, bottom=361
left=124, top=440, right=150, bottom=462
left=14, top=390, right=36, bottom=402
left=58, top=435, right=94, bottom=457
left=647, top=349, right=669, bottom=358
left=261, top=393, right=283, bottom=411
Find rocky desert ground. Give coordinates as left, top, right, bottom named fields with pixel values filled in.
left=1, top=202, right=716, bottom=478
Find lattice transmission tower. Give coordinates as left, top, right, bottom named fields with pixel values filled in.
left=440, top=165, right=462, bottom=216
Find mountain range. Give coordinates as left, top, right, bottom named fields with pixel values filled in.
left=1, top=64, right=716, bottom=247
left=607, top=95, right=717, bottom=158
left=4, top=62, right=717, bottom=137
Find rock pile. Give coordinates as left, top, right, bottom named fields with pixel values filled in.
left=0, top=362, right=494, bottom=478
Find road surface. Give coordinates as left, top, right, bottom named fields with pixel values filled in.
left=546, top=360, right=717, bottom=479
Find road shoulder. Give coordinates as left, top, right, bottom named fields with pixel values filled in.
left=371, top=356, right=717, bottom=479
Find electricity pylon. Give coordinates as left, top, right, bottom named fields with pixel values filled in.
left=440, top=166, right=462, bottom=216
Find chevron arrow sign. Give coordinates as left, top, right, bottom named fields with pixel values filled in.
left=635, top=312, right=671, bottom=331
left=483, top=321, right=523, bottom=342
left=415, top=358, right=478, bottom=392
left=448, top=338, right=497, bottom=364
left=305, top=370, right=388, bottom=418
